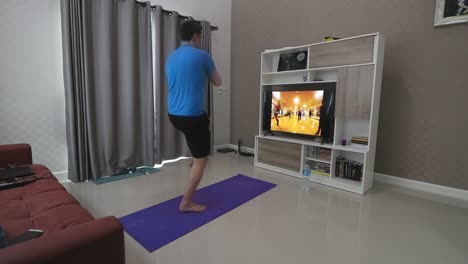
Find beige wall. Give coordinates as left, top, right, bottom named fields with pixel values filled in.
left=0, top=0, right=68, bottom=180
left=231, top=0, right=468, bottom=190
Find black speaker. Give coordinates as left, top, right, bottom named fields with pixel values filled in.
left=319, top=88, right=335, bottom=142
left=262, top=91, right=272, bottom=132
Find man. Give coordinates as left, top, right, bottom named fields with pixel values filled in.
left=274, top=101, right=281, bottom=126
left=166, top=21, right=222, bottom=212
left=316, top=101, right=324, bottom=136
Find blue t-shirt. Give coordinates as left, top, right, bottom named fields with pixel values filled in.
left=165, top=45, right=216, bottom=116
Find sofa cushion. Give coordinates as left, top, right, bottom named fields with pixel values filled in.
left=33, top=204, right=93, bottom=232
left=0, top=164, right=94, bottom=241
left=27, top=190, right=79, bottom=216
left=0, top=200, right=29, bottom=221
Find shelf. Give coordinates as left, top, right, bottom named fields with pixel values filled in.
left=262, top=81, right=308, bottom=86
left=255, top=162, right=301, bottom=178
left=309, top=174, right=331, bottom=184
left=258, top=135, right=334, bottom=149
left=331, top=176, right=362, bottom=188
left=305, top=157, right=331, bottom=164
left=308, top=63, right=375, bottom=72
left=262, top=69, right=308, bottom=75
left=262, top=46, right=309, bottom=55
left=262, top=63, right=376, bottom=76
left=262, top=80, right=337, bottom=86
left=261, top=33, right=379, bottom=55
left=258, top=135, right=367, bottom=154
left=332, top=144, right=368, bottom=153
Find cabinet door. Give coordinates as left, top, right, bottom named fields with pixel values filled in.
left=335, top=65, right=374, bottom=120
left=309, top=36, right=374, bottom=68
left=257, top=138, right=302, bottom=172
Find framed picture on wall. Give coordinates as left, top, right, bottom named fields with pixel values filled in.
left=434, top=0, right=468, bottom=26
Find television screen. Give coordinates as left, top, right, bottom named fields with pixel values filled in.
left=271, top=90, right=324, bottom=136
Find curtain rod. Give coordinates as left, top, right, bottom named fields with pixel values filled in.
left=135, top=1, right=219, bottom=31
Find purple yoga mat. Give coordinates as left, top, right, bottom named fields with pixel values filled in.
left=119, top=174, right=276, bottom=252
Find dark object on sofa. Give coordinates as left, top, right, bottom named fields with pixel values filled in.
left=1, top=229, right=44, bottom=248
left=0, top=226, right=8, bottom=249
left=0, top=166, right=34, bottom=181
left=0, top=144, right=125, bottom=264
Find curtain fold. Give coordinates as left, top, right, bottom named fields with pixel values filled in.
left=62, top=1, right=214, bottom=178
left=200, top=21, right=214, bottom=155
left=151, top=6, right=190, bottom=163
left=61, top=0, right=154, bottom=181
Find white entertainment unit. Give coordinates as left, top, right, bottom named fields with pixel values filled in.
left=255, top=33, right=385, bottom=195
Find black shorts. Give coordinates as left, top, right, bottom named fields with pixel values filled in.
left=169, top=114, right=211, bottom=159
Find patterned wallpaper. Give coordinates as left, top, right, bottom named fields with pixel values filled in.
left=231, top=0, right=468, bottom=190
left=0, top=0, right=68, bottom=174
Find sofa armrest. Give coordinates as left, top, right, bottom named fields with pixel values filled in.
left=0, top=216, right=125, bottom=264
left=0, top=144, right=33, bottom=169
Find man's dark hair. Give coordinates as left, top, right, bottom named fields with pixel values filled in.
left=180, top=20, right=202, bottom=41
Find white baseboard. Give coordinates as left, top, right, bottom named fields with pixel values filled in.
left=214, top=144, right=232, bottom=150
left=53, top=171, right=70, bottom=184
left=375, top=173, right=468, bottom=201
left=215, top=144, right=255, bottom=154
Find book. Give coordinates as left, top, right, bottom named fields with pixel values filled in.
left=335, top=157, right=345, bottom=178
left=347, top=162, right=353, bottom=179
left=334, top=157, right=363, bottom=182
left=351, top=141, right=368, bottom=145
left=351, top=136, right=368, bottom=146
left=351, top=136, right=368, bottom=140
left=351, top=139, right=368, bottom=142
left=311, top=170, right=329, bottom=177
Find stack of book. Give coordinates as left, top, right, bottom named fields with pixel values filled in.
left=308, top=161, right=330, bottom=177
left=351, top=136, right=368, bottom=146
left=335, top=157, right=363, bottom=182
left=306, top=147, right=331, bottom=160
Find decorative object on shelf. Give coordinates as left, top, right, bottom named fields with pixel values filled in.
left=341, top=139, right=347, bottom=146
left=306, top=161, right=330, bottom=176
left=434, top=0, right=468, bottom=26
left=351, top=136, right=368, bottom=146
left=306, top=146, right=332, bottom=160
left=335, top=157, right=363, bottom=182
left=324, top=35, right=342, bottom=42
left=277, top=51, right=308, bottom=72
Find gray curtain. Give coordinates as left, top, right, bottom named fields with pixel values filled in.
left=151, top=6, right=190, bottom=163
left=61, top=0, right=154, bottom=182
left=200, top=21, right=214, bottom=155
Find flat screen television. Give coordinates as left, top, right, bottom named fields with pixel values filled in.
left=263, top=83, right=336, bottom=142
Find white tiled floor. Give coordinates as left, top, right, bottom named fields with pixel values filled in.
left=65, top=154, right=468, bottom=264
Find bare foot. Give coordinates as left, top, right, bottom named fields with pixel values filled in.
left=179, top=202, right=207, bottom=213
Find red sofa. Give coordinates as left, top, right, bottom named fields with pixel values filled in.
left=0, top=144, right=125, bottom=264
